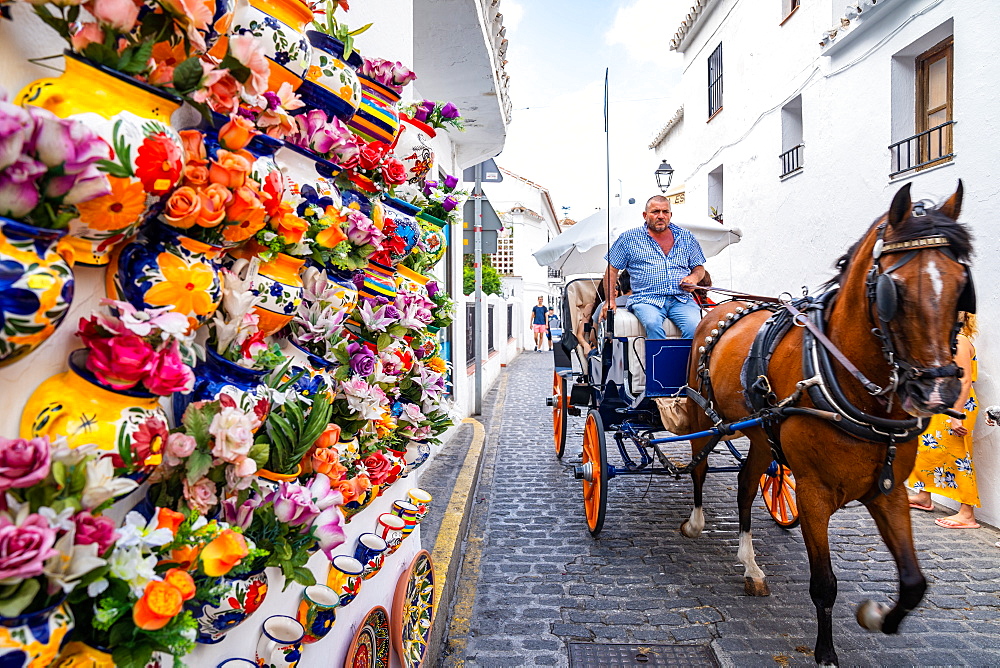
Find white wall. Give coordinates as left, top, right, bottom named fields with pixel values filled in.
left=659, top=0, right=1000, bottom=524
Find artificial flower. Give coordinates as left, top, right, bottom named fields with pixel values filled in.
left=0, top=436, right=50, bottom=492
left=133, top=579, right=184, bottom=630
left=134, top=133, right=183, bottom=196
left=0, top=512, right=59, bottom=581
left=81, top=456, right=139, bottom=508
left=200, top=528, right=249, bottom=576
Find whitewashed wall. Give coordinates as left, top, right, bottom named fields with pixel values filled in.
left=657, top=0, right=1000, bottom=524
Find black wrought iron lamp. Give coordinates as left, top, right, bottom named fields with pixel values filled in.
left=654, top=160, right=674, bottom=193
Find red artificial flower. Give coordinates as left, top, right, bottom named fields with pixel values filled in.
left=135, top=133, right=184, bottom=196
left=380, top=158, right=407, bottom=186
left=357, top=141, right=388, bottom=171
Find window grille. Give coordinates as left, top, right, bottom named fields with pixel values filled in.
left=506, top=304, right=513, bottom=340
left=889, top=122, right=955, bottom=177
left=779, top=144, right=804, bottom=177
left=708, top=43, right=723, bottom=118
left=465, top=304, right=476, bottom=365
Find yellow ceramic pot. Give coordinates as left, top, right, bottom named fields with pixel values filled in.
left=16, top=53, right=185, bottom=266
left=0, top=600, right=74, bottom=668
left=20, top=349, right=169, bottom=475
left=395, top=265, right=431, bottom=297
left=230, top=0, right=314, bottom=91
left=52, top=642, right=115, bottom=668
left=227, top=242, right=305, bottom=337
left=257, top=463, right=302, bottom=483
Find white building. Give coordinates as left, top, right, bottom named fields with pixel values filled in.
left=654, top=0, right=1000, bottom=524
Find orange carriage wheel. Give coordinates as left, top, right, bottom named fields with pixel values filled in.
left=581, top=410, right=608, bottom=537
left=760, top=462, right=799, bottom=528
left=553, top=372, right=569, bottom=458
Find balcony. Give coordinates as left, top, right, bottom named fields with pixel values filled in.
left=889, top=121, right=955, bottom=177
left=779, top=144, right=804, bottom=178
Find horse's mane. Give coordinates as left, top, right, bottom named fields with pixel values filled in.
left=822, top=199, right=973, bottom=290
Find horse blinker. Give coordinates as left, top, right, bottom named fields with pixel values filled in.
left=875, top=274, right=898, bottom=323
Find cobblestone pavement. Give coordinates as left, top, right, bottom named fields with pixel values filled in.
left=441, top=353, right=1000, bottom=667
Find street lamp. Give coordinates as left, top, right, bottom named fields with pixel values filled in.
left=654, top=160, right=674, bottom=193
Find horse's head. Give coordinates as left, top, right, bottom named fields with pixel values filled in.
left=874, top=181, right=973, bottom=416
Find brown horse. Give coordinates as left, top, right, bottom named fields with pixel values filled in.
left=682, top=182, right=972, bottom=666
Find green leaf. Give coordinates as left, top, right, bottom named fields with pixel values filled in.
left=377, top=333, right=392, bottom=350
left=291, top=565, right=317, bottom=587
left=248, top=440, right=270, bottom=469
left=172, top=57, right=205, bottom=95
left=0, top=579, right=40, bottom=617
left=186, top=449, right=213, bottom=483
left=183, top=401, right=220, bottom=451
left=51, top=460, right=66, bottom=488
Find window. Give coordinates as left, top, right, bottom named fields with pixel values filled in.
left=707, top=43, right=723, bottom=119
left=487, top=305, right=495, bottom=353
left=507, top=304, right=513, bottom=340
left=708, top=165, right=723, bottom=223
left=780, top=95, right=804, bottom=177
left=915, top=37, right=953, bottom=165
left=466, top=304, right=476, bottom=366
left=781, top=0, right=800, bottom=23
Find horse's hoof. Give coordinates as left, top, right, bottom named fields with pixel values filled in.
left=680, top=521, right=701, bottom=538
left=744, top=577, right=770, bottom=597
left=856, top=599, right=890, bottom=632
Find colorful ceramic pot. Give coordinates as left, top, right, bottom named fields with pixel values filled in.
left=0, top=598, right=74, bottom=668
left=376, top=512, right=406, bottom=554
left=407, top=488, right=432, bottom=523
left=108, top=220, right=225, bottom=332
left=229, top=0, right=313, bottom=91
left=379, top=197, right=422, bottom=266
left=227, top=242, right=305, bottom=336
left=417, top=212, right=448, bottom=270
left=17, top=53, right=185, bottom=266
left=354, top=533, right=389, bottom=581
left=171, top=346, right=270, bottom=425
left=283, top=338, right=336, bottom=395
left=21, top=349, right=169, bottom=475
left=401, top=440, right=431, bottom=478
left=296, top=584, right=338, bottom=644
left=298, top=32, right=362, bottom=123
left=391, top=500, right=420, bottom=538
left=190, top=568, right=269, bottom=644
left=348, top=74, right=401, bottom=145
left=0, top=217, right=75, bottom=368
left=358, top=260, right=396, bottom=302
left=326, top=555, right=364, bottom=608
left=341, top=483, right=379, bottom=523
left=52, top=641, right=115, bottom=667
left=341, top=188, right=374, bottom=218
left=395, top=265, right=430, bottom=298
left=395, top=115, right=436, bottom=186
left=255, top=615, right=304, bottom=668
left=275, top=143, right=343, bottom=201
left=322, top=268, right=360, bottom=319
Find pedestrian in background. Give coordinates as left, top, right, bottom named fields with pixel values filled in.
left=908, top=311, right=981, bottom=529
left=530, top=296, right=548, bottom=351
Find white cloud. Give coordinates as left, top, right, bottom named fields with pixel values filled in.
left=501, top=0, right=525, bottom=33
left=605, top=0, right=688, bottom=67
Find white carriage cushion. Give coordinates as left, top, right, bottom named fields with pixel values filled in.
left=608, top=307, right=684, bottom=339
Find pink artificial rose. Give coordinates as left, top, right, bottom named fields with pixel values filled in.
left=85, top=0, right=140, bottom=32
left=0, top=99, right=33, bottom=172
left=73, top=511, right=118, bottom=554
left=0, top=436, right=51, bottom=492
left=228, top=34, right=270, bottom=96
left=0, top=156, right=45, bottom=219
left=192, top=65, right=241, bottom=115
left=70, top=22, right=105, bottom=54
left=164, top=432, right=196, bottom=466
left=361, top=451, right=394, bottom=486
left=182, top=477, right=218, bottom=515
left=209, top=406, right=255, bottom=464
left=84, top=334, right=157, bottom=390
left=143, top=345, right=195, bottom=395
left=0, top=513, right=59, bottom=581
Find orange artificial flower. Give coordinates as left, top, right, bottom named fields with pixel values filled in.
left=315, top=210, right=348, bottom=248
left=316, top=424, right=342, bottom=449
left=163, top=186, right=202, bottom=229
left=133, top=580, right=184, bottom=631
left=180, top=130, right=207, bottom=164
left=335, top=478, right=362, bottom=504
left=226, top=184, right=266, bottom=225
left=312, top=447, right=346, bottom=482
left=143, top=251, right=216, bottom=317
left=76, top=176, right=146, bottom=232
left=200, top=529, right=249, bottom=577
left=183, top=163, right=210, bottom=187
left=196, top=183, right=231, bottom=228
left=166, top=544, right=202, bottom=569
left=218, top=115, right=257, bottom=151
left=209, top=149, right=251, bottom=189
left=425, top=356, right=447, bottom=374
left=156, top=507, right=185, bottom=533
left=274, top=212, right=308, bottom=244
left=262, top=170, right=287, bottom=217
left=164, top=568, right=196, bottom=601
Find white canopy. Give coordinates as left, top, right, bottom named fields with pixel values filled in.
left=534, top=204, right=742, bottom=274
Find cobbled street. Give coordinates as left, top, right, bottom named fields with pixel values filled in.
left=440, top=354, right=1000, bottom=667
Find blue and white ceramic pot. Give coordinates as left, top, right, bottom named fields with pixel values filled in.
left=190, top=568, right=269, bottom=644
left=298, top=32, right=363, bottom=123
left=0, top=598, right=74, bottom=668
left=171, top=347, right=270, bottom=425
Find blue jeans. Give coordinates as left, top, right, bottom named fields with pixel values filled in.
left=629, top=297, right=702, bottom=339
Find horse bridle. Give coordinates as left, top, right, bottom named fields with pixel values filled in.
left=865, top=210, right=977, bottom=397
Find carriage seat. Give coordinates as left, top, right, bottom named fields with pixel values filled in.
left=593, top=303, right=684, bottom=394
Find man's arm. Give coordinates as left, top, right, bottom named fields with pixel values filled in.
left=679, top=265, right=706, bottom=292
left=600, top=264, right=619, bottom=318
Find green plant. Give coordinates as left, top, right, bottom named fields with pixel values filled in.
left=311, top=0, right=372, bottom=59
left=260, top=390, right=333, bottom=475
left=463, top=256, right=502, bottom=296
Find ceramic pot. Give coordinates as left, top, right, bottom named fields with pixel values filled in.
left=395, top=114, right=436, bottom=185
left=172, top=347, right=270, bottom=425
left=347, top=74, right=401, bottom=145
left=353, top=533, right=388, bottom=581
left=21, top=349, right=169, bottom=476
left=376, top=512, right=406, bottom=554
left=247, top=134, right=285, bottom=184
left=326, top=555, right=364, bottom=607
left=401, top=439, right=431, bottom=478
left=257, top=463, right=302, bottom=484
left=0, top=598, right=74, bottom=668
left=283, top=338, right=336, bottom=395
left=395, top=264, right=431, bottom=298
left=108, top=220, right=225, bottom=332
left=407, top=488, right=432, bottom=523
left=227, top=242, right=305, bottom=337
left=229, top=0, right=313, bottom=91
left=358, top=260, right=396, bottom=302
left=298, top=32, right=362, bottom=123
left=416, top=211, right=448, bottom=271
left=255, top=615, right=304, bottom=668
left=275, top=143, right=343, bottom=201
left=190, top=568, right=269, bottom=644
left=379, top=197, right=422, bottom=266
left=320, top=267, right=360, bottom=320
left=17, top=53, right=185, bottom=266
left=52, top=641, right=115, bottom=667
left=296, top=584, right=339, bottom=644
left=0, top=217, right=75, bottom=367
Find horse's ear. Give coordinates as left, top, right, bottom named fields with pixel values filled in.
left=938, top=179, right=964, bottom=220
left=887, top=183, right=913, bottom=229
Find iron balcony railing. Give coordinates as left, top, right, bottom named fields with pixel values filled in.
left=779, top=143, right=804, bottom=177
left=889, top=121, right=955, bottom=177
left=547, top=267, right=561, bottom=279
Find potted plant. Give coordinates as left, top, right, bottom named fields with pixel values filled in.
left=257, top=384, right=334, bottom=480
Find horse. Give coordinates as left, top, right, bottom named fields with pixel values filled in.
left=681, top=182, right=973, bottom=666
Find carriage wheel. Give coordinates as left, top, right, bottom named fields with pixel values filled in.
left=581, top=410, right=608, bottom=537
left=760, top=462, right=799, bottom=528
left=553, top=372, right=569, bottom=458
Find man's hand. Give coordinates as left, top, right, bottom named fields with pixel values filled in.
left=679, top=276, right=698, bottom=292
left=600, top=301, right=616, bottom=320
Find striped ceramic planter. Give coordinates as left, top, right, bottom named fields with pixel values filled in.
left=358, top=260, right=397, bottom=302
left=347, top=75, right=401, bottom=145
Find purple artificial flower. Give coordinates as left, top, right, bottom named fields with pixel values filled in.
left=270, top=481, right=320, bottom=528
left=440, top=102, right=460, bottom=120
left=382, top=304, right=401, bottom=320
left=421, top=179, right=438, bottom=197
left=443, top=174, right=458, bottom=190
left=347, top=341, right=377, bottom=376
left=314, top=506, right=346, bottom=559
left=263, top=90, right=281, bottom=111
left=421, top=100, right=436, bottom=113
left=426, top=281, right=440, bottom=298
left=412, top=106, right=430, bottom=123
left=222, top=494, right=263, bottom=530
left=0, top=156, right=45, bottom=218
left=346, top=209, right=382, bottom=246
left=307, top=474, right=341, bottom=511
left=0, top=99, right=32, bottom=172
left=0, top=436, right=51, bottom=492
left=0, top=513, right=59, bottom=581
left=442, top=196, right=459, bottom=212
left=72, top=512, right=118, bottom=554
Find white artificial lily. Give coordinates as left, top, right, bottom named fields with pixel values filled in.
left=43, top=526, right=106, bottom=594
left=108, top=545, right=159, bottom=598
left=50, top=439, right=97, bottom=467
left=81, top=457, right=139, bottom=509
left=38, top=506, right=76, bottom=532
left=116, top=511, right=174, bottom=550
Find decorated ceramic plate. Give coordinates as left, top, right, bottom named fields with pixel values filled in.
left=344, top=605, right=391, bottom=668
left=391, top=550, right=435, bottom=667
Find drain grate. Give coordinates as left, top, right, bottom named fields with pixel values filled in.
left=567, top=642, right=719, bottom=667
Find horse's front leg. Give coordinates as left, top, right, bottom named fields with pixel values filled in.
left=680, top=441, right=709, bottom=537
left=859, top=488, right=927, bottom=634
left=736, top=433, right=773, bottom=596
left=798, top=484, right=840, bottom=666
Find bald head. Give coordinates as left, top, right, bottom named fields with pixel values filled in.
left=642, top=195, right=672, bottom=233
left=645, top=195, right=671, bottom=212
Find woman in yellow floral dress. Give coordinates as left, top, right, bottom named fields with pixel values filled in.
left=907, top=312, right=980, bottom=528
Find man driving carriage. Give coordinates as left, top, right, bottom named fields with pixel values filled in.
left=600, top=195, right=707, bottom=338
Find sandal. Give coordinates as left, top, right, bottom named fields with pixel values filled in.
left=908, top=499, right=934, bottom=511
left=934, top=517, right=980, bottom=529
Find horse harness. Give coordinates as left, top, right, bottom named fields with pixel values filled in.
left=690, top=225, right=975, bottom=497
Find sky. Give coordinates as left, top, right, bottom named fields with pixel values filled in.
left=495, top=0, right=690, bottom=220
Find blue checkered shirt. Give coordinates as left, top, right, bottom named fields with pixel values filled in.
left=605, top=224, right=707, bottom=307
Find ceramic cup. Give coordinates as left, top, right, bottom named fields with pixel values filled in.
left=255, top=615, right=304, bottom=668
left=326, top=555, right=364, bottom=607
left=354, top=533, right=388, bottom=580
left=296, top=584, right=339, bottom=644
left=217, top=660, right=258, bottom=667
left=407, top=488, right=433, bottom=523
left=376, top=513, right=407, bottom=553
left=392, top=500, right=420, bottom=537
